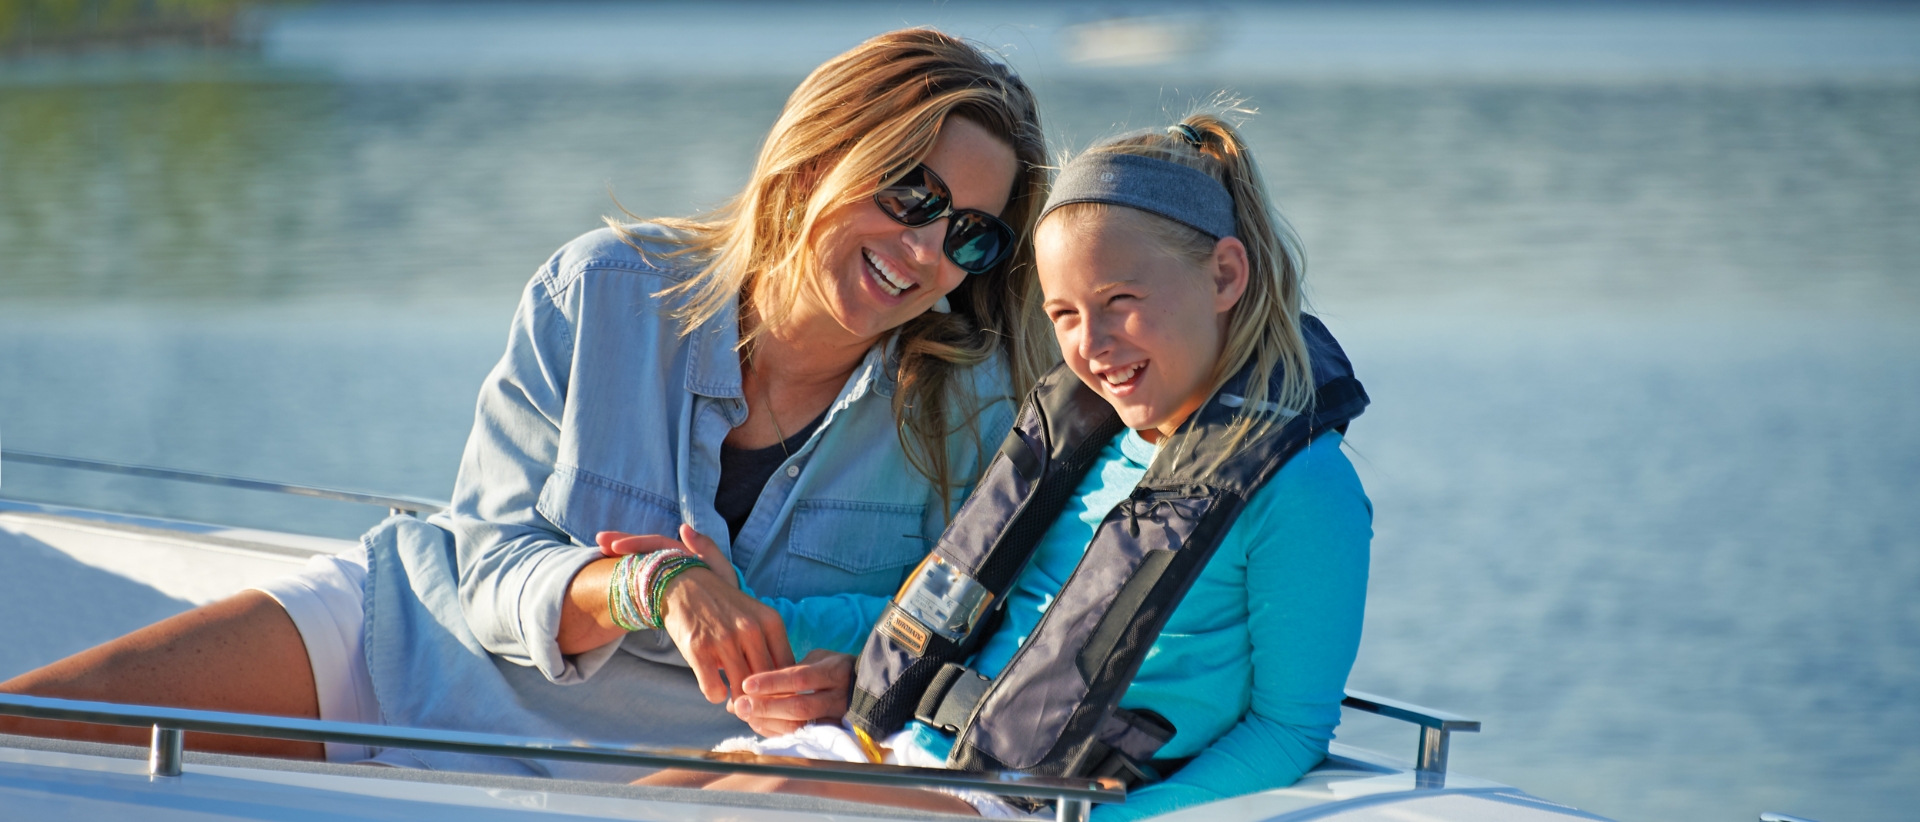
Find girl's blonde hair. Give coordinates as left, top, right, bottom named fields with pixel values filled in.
left=611, top=29, right=1053, bottom=514
left=1048, top=104, right=1314, bottom=451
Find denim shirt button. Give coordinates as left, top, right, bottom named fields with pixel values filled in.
left=785, top=465, right=801, bottom=479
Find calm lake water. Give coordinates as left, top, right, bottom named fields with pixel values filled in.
left=2, top=4, right=1917, bottom=822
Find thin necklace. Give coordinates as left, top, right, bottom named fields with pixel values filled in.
left=756, top=370, right=791, bottom=457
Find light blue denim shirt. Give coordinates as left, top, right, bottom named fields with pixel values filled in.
left=358, top=225, right=1013, bottom=776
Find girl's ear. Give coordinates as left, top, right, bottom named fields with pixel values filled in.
left=1211, top=236, right=1251, bottom=314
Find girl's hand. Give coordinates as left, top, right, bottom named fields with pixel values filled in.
left=597, top=526, right=794, bottom=704
left=729, top=649, right=856, bottom=737
left=596, top=526, right=732, bottom=585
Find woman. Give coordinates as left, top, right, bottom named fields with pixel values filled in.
left=0, top=29, right=1053, bottom=776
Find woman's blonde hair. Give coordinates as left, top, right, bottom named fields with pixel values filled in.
left=1047, top=103, right=1314, bottom=452
left=611, top=29, right=1053, bottom=514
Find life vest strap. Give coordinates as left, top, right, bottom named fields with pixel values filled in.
left=914, top=662, right=994, bottom=734
left=1081, top=707, right=1180, bottom=788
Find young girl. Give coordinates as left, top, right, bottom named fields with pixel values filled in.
left=646, top=110, right=1372, bottom=821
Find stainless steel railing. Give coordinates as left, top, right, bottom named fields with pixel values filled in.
left=0, top=693, right=1121, bottom=821
left=0, top=690, right=1481, bottom=808
left=1341, top=690, right=1481, bottom=788
left=0, top=449, right=448, bottom=518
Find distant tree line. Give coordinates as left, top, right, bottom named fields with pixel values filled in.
left=1, top=0, right=294, bottom=57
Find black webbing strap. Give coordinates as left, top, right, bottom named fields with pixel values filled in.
left=913, top=663, right=994, bottom=734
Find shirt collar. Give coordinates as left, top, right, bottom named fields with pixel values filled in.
left=684, top=299, right=743, bottom=399
left=1119, top=427, right=1159, bottom=468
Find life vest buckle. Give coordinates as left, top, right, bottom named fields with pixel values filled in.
left=913, top=662, right=993, bottom=734
left=1084, top=708, right=1182, bottom=788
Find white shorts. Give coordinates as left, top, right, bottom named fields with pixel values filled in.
left=715, top=724, right=1044, bottom=818
left=249, top=544, right=380, bottom=763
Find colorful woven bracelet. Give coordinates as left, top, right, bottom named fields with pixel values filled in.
left=607, top=549, right=711, bottom=631
left=607, top=553, right=647, bottom=632
left=646, top=554, right=709, bottom=627
left=631, top=550, right=678, bottom=629
left=640, top=554, right=689, bottom=628
left=633, top=550, right=679, bottom=629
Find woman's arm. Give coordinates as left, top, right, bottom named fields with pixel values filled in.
left=446, top=272, right=788, bottom=691
left=444, top=273, right=612, bottom=683
left=1097, top=434, right=1372, bottom=822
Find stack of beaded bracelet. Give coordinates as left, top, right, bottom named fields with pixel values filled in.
left=608, top=549, right=710, bottom=632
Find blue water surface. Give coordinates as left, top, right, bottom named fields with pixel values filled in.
left=2, top=5, right=1917, bottom=821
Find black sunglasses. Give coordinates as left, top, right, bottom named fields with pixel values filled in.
left=872, top=164, right=1016, bottom=275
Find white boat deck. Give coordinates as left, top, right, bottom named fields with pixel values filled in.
left=0, top=497, right=353, bottom=606
left=0, top=730, right=1604, bottom=822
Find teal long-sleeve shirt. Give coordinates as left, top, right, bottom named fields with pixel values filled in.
left=911, top=428, right=1370, bottom=821
left=761, top=428, right=1371, bottom=821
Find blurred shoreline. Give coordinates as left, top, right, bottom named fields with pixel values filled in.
left=6, top=2, right=1920, bottom=84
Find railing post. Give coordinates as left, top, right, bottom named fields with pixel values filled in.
left=149, top=724, right=183, bottom=778
left=1056, top=796, right=1091, bottom=822
left=1415, top=726, right=1449, bottom=788
left=1341, top=691, right=1477, bottom=788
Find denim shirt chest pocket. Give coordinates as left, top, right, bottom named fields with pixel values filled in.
left=536, top=463, right=681, bottom=548
left=779, top=499, right=929, bottom=598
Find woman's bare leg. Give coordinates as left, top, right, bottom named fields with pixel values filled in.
left=634, top=768, right=729, bottom=789
left=0, top=590, right=324, bottom=759
left=696, top=774, right=978, bottom=815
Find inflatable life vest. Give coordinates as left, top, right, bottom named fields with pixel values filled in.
left=845, top=315, right=1369, bottom=783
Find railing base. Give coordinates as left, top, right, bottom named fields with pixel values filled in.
left=1057, top=797, right=1091, bottom=822
left=149, top=725, right=183, bottom=779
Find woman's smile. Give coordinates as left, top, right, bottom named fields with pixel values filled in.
left=861, top=248, right=919, bottom=297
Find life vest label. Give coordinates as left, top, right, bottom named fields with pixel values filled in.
left=894, top=553, right=995, bottom=644
left=878, top=607, right=932, bottom=656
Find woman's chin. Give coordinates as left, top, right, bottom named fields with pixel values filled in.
left=817, top=280, right=910, bottom=340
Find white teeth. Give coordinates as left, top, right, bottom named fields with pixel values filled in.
left=1103, top=363, right=1143, bottom=385
left=863, top=249, right=915, bottom=296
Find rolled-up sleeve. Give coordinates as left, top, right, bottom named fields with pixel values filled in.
left=443, top=269, right=610, bottom=684
left=1097, top=433, right=1372, bottom=822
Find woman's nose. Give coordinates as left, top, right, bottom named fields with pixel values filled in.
left=899, top=221, right=946, bottom=269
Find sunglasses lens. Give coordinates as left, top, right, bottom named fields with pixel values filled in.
left=945, top=212, right=1014, bottom=274
left=874, top=165, right=950, bottom=226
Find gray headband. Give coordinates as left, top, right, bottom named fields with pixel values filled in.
left=1040, top=152, right=1236, bottom=239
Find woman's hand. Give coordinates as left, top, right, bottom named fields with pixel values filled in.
left=729, top=649, right=856, bottom=737
left=597, top=525, right=795, bottom=705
